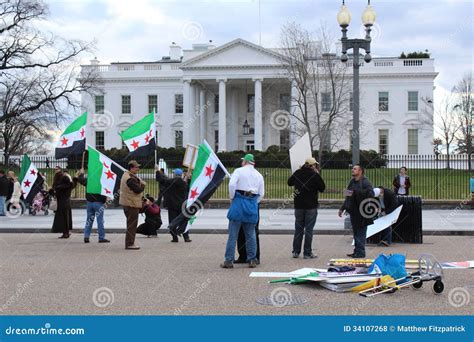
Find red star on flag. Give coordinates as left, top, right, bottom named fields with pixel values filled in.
left=144, top=133, right=151, bottom=143
left=205, top=164, right=214, bottom=178
left=105, top=170, right=115, bottom=180
left=190, top=187, right=199, bottom=200
left=80, top=128, right=85, bottom=138
left=131, top=140, right=139, bottom=150
left=105, top=188, right=112, bottom=194
left=61, top=137, right=68, bottom=146
left=24, top=179, right=31, bottom=188
left=30, top=169, right=36, bottom=176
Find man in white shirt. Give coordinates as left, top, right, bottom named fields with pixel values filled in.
left=221, top=154, right=264, bottom=269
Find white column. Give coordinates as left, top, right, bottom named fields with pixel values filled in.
left=189, top=82, right=197, bottom=145
left=182, top=79, right=191, bottom=147
left=253, top=77, right=263, bottom=151
left=199, top=89, right=206, bottom=142
left=217, top=78, right=227, bottom=151
left=290, top=80, right=298, bottom=146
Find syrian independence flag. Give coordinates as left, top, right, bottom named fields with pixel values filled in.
left=55, top=112, right=87, bottom=159
left=169, top=140, right=229, bottom=234
left=86, top=145, right=126, bottom=198
left=119, top=112, right=156, bottom=157
left=20, top=155, right=44, bottom=203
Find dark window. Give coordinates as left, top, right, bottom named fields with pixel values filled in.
left=379, top=129, right=389, bottom=155
left=378, top=92, right=389, bottom=112
left=148, top=95, right=158, bottom=114
left=175, top=94, right=183, bottom=114
left=121, top=95, right=131, bottom=114
left=279, top=94, right=290, bottom=112
left=95, top=131, right=105, bottom=150
left=214, top=95, right=219, bottom=113
left=321, top=93, right=331, bottom=112
left=247, top=94, right=255, bottom=112
left=175, top=130, right=183, bottom=148
left=95, top=95, right=104, bottom=113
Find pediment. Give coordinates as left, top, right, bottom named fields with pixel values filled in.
left=373, top=119, right=394, bottom=126
left=181, top=38, right=284, bottom=69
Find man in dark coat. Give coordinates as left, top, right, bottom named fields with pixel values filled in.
left=288, top=157, right=326, bottom=259
left=0, top=170, right=9, bottom=216
left=155, top=168, right=191, bottom=242
left=338, top=164, right=374, bottom=258
left=373, top=186, right=399, bottom=246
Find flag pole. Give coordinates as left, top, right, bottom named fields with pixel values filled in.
left=81, top=151, right=86, bottom=170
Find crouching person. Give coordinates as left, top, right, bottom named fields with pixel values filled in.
left=137, top=195, right=162, bottom=237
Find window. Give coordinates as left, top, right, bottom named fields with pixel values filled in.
left=148, top=95, right=158, bottom=114
left=95, top=95, right=104, bottom=113
left=408, top=91, right=418, bottom=111
left=279, top=129, right=290, bottom=150
left=95, top=131, right=105, bottom=150
left=214, top=95, right=219, bottom=113
left=349, top=92, right=353, bottom=112
left=378, top=91, right=389, bottom=111
left=408, top=129, right=418, bottom=154
left=121, top=95, right=131, bottom=114
left=279, top=94, right=290, bottom=112
left=321, top=92, right=331, bottom=112
left=245, top=140, right=255, bottom=151
left=378, top=129, right=389, bottom=155
left=175, top=94, right=183, bottom=114
left=322, top=130, right=331, bottom=151
left=247, top=94, right=255, bottom=112
left=214, top=130, right=219, bottom=151
left=174, top=130, right=183, bottom=148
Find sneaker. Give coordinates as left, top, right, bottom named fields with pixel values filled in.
left=84, top=238, right=90, bottom=243
left=220, top=261, right=233, bottom=269
left=249, top=260, right=258, bottom=268
left=184, top=238, right=192, bottom=243
left=171, top=239, right=178, bottom=243
left=292, top=252, right=299, bottom=258
left=304, top=254, right=317, bottom=259
left=125, top=245, right=140, bottom=250
left=99, top=239, right=110, bottom=243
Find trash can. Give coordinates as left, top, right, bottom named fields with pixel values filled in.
left=391, top=195, right=423, bottom=243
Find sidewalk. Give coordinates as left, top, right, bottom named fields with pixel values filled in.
left=0, top=208, right=472, bottom=235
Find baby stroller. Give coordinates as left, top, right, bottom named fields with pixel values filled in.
left=29, top=190, right=50, bottom=216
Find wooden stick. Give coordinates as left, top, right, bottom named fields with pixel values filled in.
left=81, top=151, right=86, bottom=170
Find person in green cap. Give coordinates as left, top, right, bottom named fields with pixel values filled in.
left=221, top=153, right=264, bottom=269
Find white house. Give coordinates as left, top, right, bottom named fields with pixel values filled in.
left=81, top=38, right=437, bottom=155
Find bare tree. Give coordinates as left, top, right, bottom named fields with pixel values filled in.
left=279, top=22, right=350, bottom=162
left=0, top=0, right=99, bottom=162
left=453, top=72, right=473, bottom=171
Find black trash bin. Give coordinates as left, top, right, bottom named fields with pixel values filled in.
left=367, top=195, right=423, bottom=244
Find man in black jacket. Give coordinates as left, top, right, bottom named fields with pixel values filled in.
left=373, top=186, right=398, bottom=246
left=76, top=169, right=110, bottom=244
left=0, top=170, right=9, bottom=216
left=338, top=164, right=374, bottom=258
left=155, top=168, right=191, bottom=243
left=288, top=158, right=326, bottom=259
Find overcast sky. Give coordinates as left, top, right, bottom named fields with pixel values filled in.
left=46, top=0, right=472, bottom=94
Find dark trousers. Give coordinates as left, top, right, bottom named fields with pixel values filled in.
left=351, top=216, right=367, bottom=257
left=168, top=208, right=190, bottom=241
left=237, top=220, right=260, bottom=262
left=124, top=206, right=139, bottom=247
left=293, top=208, right=318, bottom=256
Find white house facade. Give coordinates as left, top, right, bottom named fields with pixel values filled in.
left=81, top=38, right=437, bottom=155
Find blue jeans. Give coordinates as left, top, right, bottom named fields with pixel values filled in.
left=293, top=208, right=318, bottom=256
left=225, top=220, right=256, bottom=262
left=0, top=196, right=5, bottom=216
left=84, top=201, right=105, bottom=240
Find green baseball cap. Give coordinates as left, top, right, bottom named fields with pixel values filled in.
left=242, top=153, right=255, bottom=164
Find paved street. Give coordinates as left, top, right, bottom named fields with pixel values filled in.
left=0, top=234, right=473, bottom=315
left=0, top=208, right=472, bottom=234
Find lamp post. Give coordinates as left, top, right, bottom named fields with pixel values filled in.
left=337, top=0, right=376, bottom=165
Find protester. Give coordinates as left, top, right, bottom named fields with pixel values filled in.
left=221, top=154, right=264, bottom=269
left=9, top=176, right=23, bottom=215
left=0, top=170, right=9, bottom=216
left=155, top=167, right=192, bottom=243
left=338, top=164, right=374, bottom=258
left=76, top=169, right=110, bottom=244
left=156, top=168, right=166, bottom=207
left=120, top=160, right=146, bottom=250
left=288, top=157, right=326, bottom=259
left=393, top=166, right=411, bottom=195
left=373, top=186, right=399, bottom=246
left=6, top=171, right=15, bottom=202
left=137, top=195, right=162, bottom=237
left=51, top=168, right=76, bottom=239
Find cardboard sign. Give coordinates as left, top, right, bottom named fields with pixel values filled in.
left=183, top=144, right=198, bottom=169
left=289, top=132, right=312, bottom=173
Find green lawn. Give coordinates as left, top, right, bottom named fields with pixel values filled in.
left=18, top=167, right=474, bottom=201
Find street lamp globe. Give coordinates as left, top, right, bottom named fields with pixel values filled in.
left=362, top=3, right=376, bottom=26
left=337, top=3, right=352, bottom=27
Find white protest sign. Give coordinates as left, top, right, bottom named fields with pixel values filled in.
left=183, top=144, right=198, bottom=169
left=289, top=133, right=312, bottom=173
